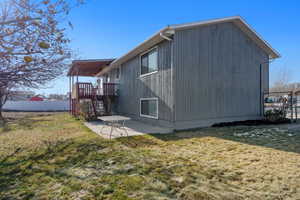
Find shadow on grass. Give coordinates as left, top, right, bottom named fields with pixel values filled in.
left=0, top=117, right=51, bottom=132
left=17, top=118, right=51, bottom=129
left=0, top=137, right=110, bottom=199
left=147, top=125, right=300, bottom=154
left=116, top=135, right=162, bottom=148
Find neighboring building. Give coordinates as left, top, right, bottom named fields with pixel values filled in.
left=47, top=94, right=69, bottom=101
left=68, top=16, right=280, bottom=130
left=30, top=96, right=44, bottom=101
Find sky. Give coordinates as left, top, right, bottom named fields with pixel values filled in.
left=37, top=0, right=300, bottom=95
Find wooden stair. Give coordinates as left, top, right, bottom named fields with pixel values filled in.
left=70, top=82, right=117, bottom=117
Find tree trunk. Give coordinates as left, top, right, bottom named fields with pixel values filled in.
left=0, top=105, right=4, bottom=122
left=0, top=87, right=8, bottom=123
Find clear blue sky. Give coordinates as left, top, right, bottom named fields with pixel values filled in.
left=37, top=0, right=300, bottom=95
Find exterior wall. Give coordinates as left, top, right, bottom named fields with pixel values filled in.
left=173, top=22, right=269, bottom=129
left=116, top=41, right=174, bottom=127
left=107, top=68, right=120, bottom=83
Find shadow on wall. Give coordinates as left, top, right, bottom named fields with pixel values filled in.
left=116, top=41, right=173, bottom=127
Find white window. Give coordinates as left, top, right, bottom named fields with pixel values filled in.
left=140, top=47, right=158, bottom=77
left=140, top=98, right=158, bottom=119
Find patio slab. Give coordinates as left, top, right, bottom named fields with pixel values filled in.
left=84, top=120, right=173, bottom=139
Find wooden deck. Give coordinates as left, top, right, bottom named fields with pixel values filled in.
left=70, top=82, right=118, bottom=117
left=72, top=82, right=118, bottom=99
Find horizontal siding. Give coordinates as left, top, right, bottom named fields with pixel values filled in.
left=117, top=41, right=173, bottom=125
left=173, top=22, right=269, bottom=122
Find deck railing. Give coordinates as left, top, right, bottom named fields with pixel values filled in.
left=72, top=82, right=118, bottom=99
left=78, top=82, right=95, bottom=99
left=101, top=83, right=119, bottom=96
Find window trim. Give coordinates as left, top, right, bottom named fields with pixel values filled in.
left=140, top=46, right=158, bottom=78
left=140, top=97, right=159, bottom=119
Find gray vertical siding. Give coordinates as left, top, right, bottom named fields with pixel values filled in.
left=173, top=22, right=269, bottom=124
left=117, top=41, right=174, bottom=127
left=104, top=21, right=271, bottom=129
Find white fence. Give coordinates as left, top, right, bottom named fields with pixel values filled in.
left=3, top=101, right=70, bottom=112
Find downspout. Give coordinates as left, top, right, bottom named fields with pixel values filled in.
left=259, top=63, right=262, bottom=116
left=159, top=30, right=175, bottom=129
left=260, top=59, right=274, bottom=117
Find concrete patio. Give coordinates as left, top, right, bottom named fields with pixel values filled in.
left=84, top=119, right=173, bottom=139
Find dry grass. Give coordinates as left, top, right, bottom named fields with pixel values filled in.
left=0, top=113, right=300, bottom=199
left=0, top=112, right=87, bottom=158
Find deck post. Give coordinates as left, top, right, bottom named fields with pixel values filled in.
left=76, top=69, right=79, bottom=83
left=69, top=76, right=71, bottom=113
left=296, top=97, right=298, bottom=121
left=291, top=92, right=294, bottom=122
left=71, top=76, right=74, bottom=115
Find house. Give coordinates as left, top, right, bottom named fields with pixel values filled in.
left=68, top=16, right=280, bottom=130
left=30, top=96, right=44, bottom=101
left=47, top=93, right=69, bottom=101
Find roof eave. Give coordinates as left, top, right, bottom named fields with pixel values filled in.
left=68, top=59, right=115, bottom=77
left=96, top=26, right=171, bottom=76
left=235, top=17, right=280, bottom=59
left=98, top=16, right=280, bottom=76
left=171, top=16, right=280, bottom=59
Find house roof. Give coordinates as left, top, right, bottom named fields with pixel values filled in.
left=68, top=59, right=115, bottom=77
left=97, top=16, right=280, bottom=76
left=30, top=96, right=44, bottom=101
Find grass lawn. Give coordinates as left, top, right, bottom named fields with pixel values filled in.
left=0, top=113, right=300, bottom=200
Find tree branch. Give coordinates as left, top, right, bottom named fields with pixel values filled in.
left=0, top=17, right=41, bottom=26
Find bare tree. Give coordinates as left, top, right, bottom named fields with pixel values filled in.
left=0, top=0, right=83, bottom=120
left=270, top=66, right=292, bottom=92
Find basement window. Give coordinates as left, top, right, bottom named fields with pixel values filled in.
left=140, top=98, right=158, bottom=119
left=140, top=47, right=158, bottom=76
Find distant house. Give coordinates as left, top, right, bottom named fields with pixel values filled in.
left=30, top=96, right=44, bottom=101
left=68, top=16, right=280, bottom=130
left=47, top=94, right=69, bottom=101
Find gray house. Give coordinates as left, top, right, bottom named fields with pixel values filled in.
left=69, top=16, right=280, bottom=130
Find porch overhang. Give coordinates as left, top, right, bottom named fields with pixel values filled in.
left=67, top=59, right=115, bottom=77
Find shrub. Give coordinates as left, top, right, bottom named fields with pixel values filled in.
left=265, top=109, right=286, bottom=122
left=78, top=101, right=96, bottom=121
